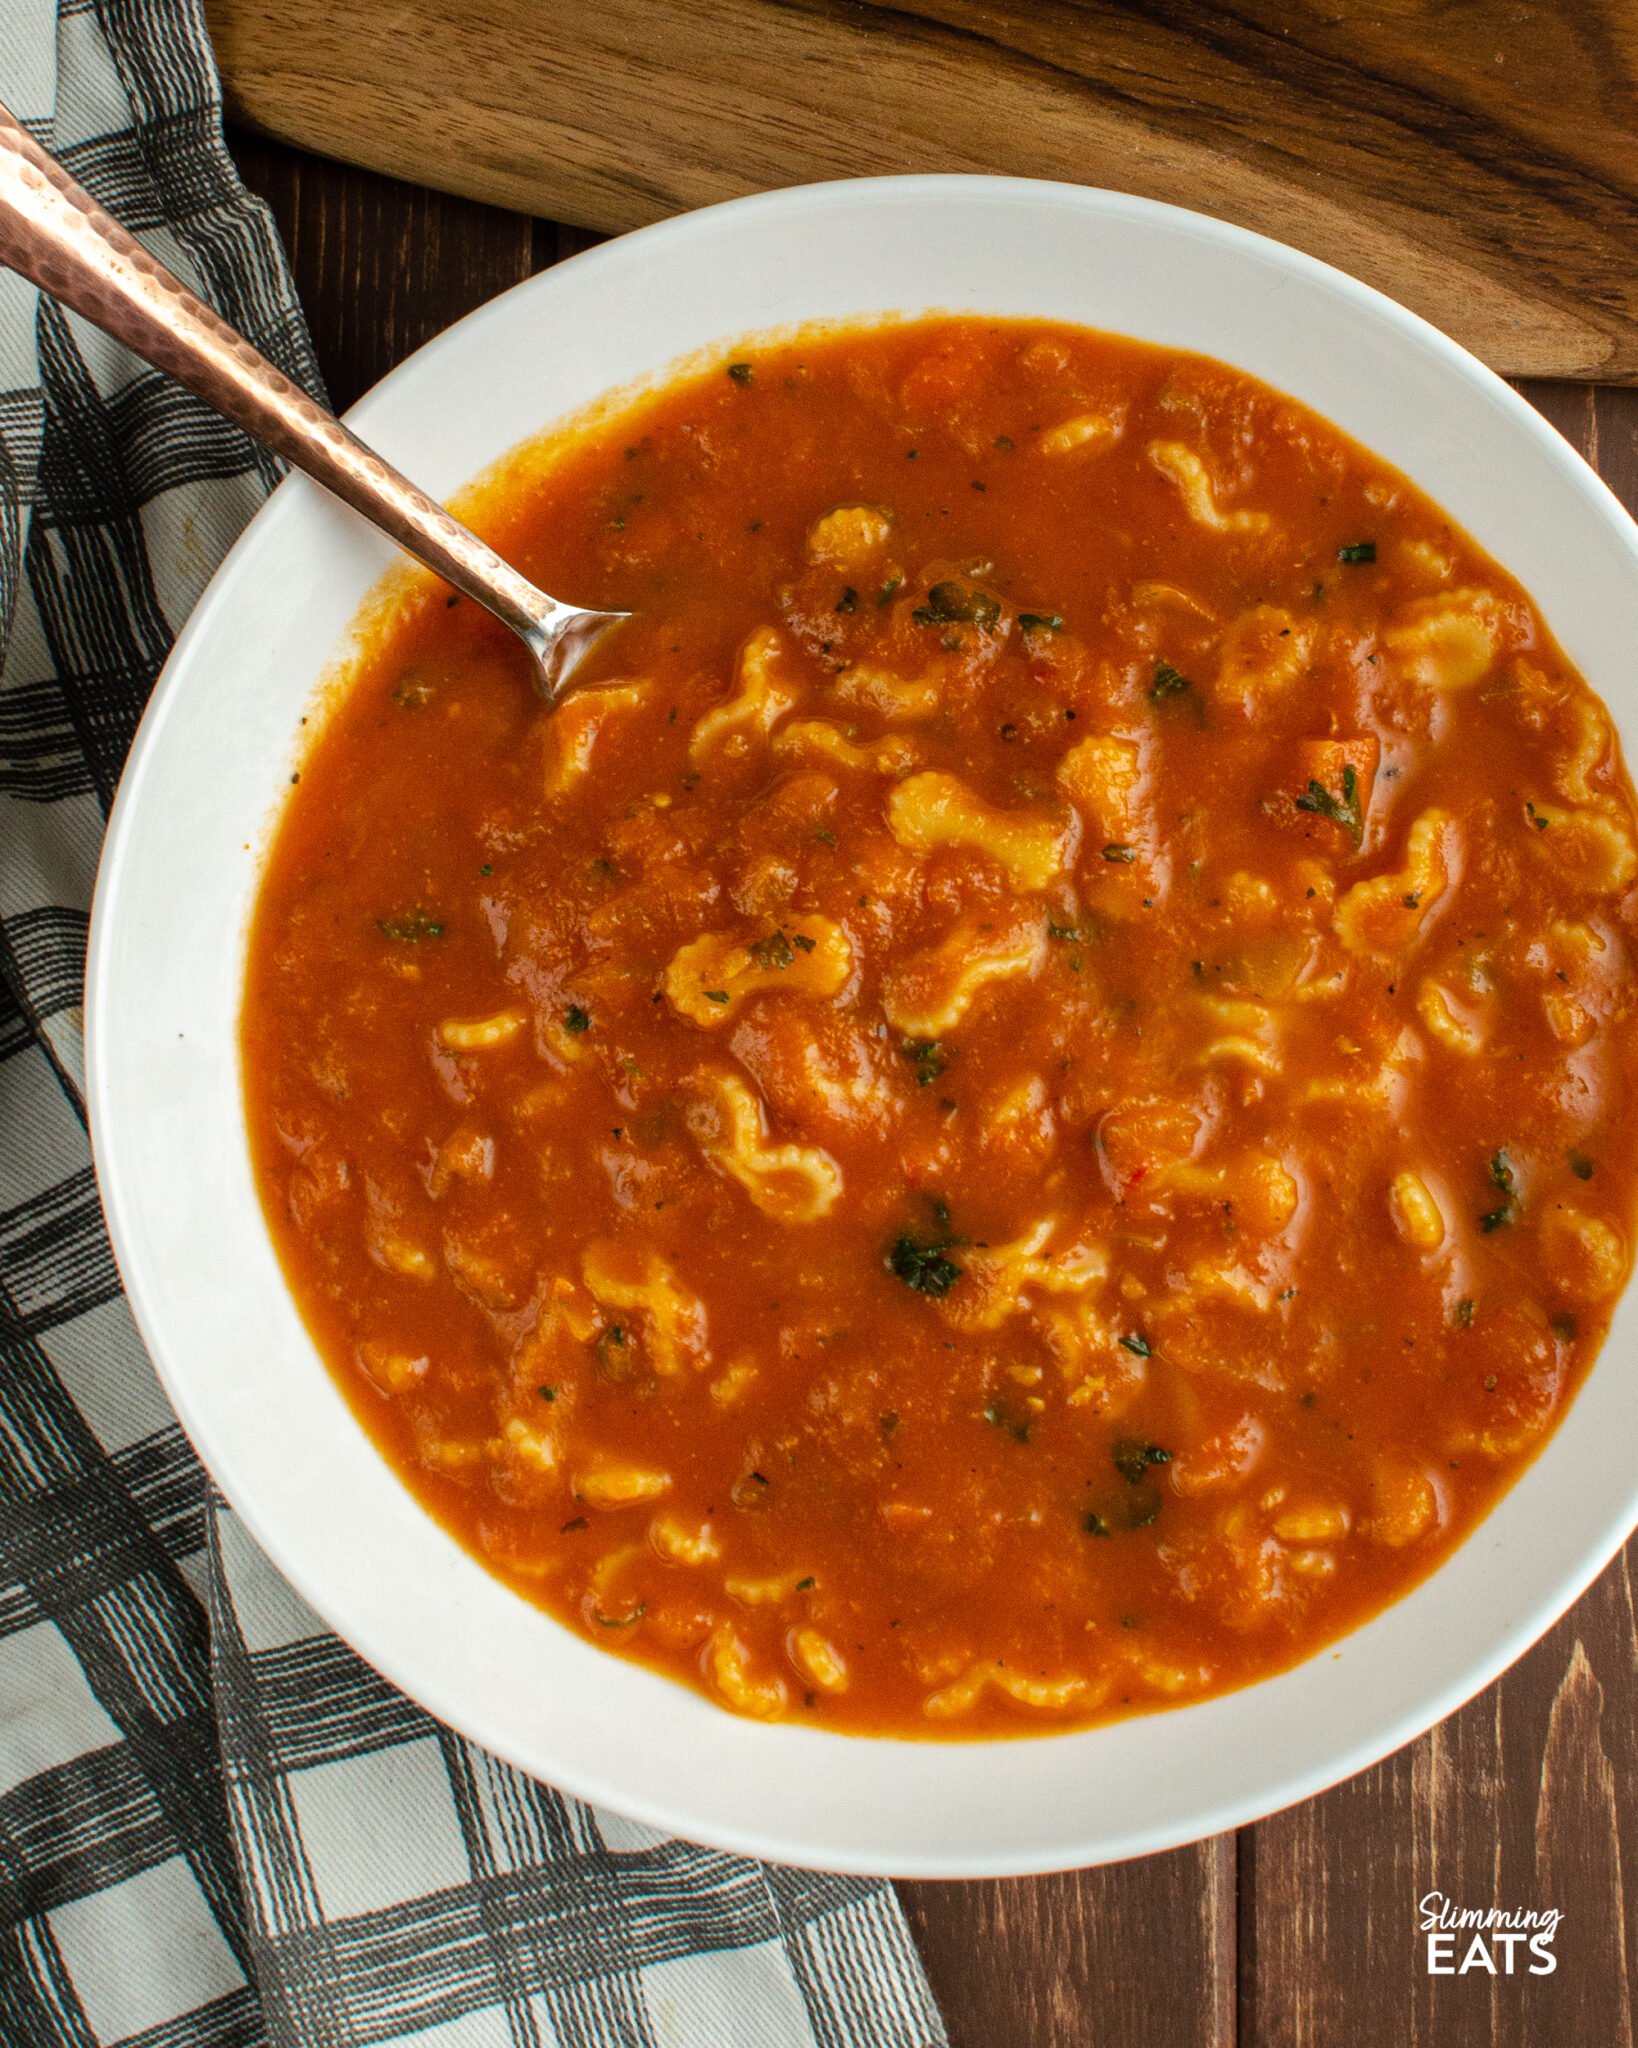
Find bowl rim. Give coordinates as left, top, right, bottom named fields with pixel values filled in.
left=86, top=170, right=1638, bottom=1876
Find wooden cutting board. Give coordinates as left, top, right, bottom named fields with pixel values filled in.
left=206, top=0, right=1638, bottom=382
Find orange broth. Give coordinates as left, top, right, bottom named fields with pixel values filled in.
left=242, top=318, right=1638, bottom=1735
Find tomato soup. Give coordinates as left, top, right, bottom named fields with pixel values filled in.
left=242, top=319, right=1638, bottom=1734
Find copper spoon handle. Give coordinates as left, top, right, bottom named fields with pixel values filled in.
left=0, top=99, right=619, bottom=698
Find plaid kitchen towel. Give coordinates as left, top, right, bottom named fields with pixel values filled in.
left=0, top=2, right=950, bottom=2043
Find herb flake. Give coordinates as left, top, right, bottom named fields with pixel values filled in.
left=888, top=1231, right=963, bottom=1297
left=1294, top=763, right=1365, bottom=847
left=901, top=1038, right=948, bottom=1087
left=377, top=910, right=444, bottom=942
left=911, top=581, right=1001, bottom=630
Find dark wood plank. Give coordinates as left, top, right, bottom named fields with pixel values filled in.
left=1241, top=1542, right=1638, bottom=2047
left=206, top=0, right=1638, bottom=379
left=901, top=1838, right=1234, bottom=2048
left=228, top=127, right=534, bottom=411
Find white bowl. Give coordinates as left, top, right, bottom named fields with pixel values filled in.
left=87, top=175, right=1638, bottom=1877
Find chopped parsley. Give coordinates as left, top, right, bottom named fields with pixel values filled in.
left=888, top=1231, right=963, bottom=1297
left=726, top=361, right=753, bottom=384
left=1018, top=611, right=1064, bottom=635
left=749, top=929, right=797, bottom=971
left=1112, top=1440, right=1172, bottom=1485
left=877, top=574, right=902, bottom=607
left=1479, top=1149, right=1518, bottom=1232
left=1150, top=660, right=1193, bottom=703
left=795, top=1575, right=817, bottom=1591
left=1083, top=1511, right=1112, bottom=1537
left=835, top=585, right=858, bottom=614
left=1453, top=1297, right=1475, bottom=1330
left=702, top=989, right=730, bottom=1004
left=1118, top=1333, right=1152, bottom=1358
left=593, top=1601, right=647, bottom=1628
left=1102, top=843, right=1136, bottom=863
left=901, top=1038, right=948, bottom=1087
left=911, top=581, right=1001, bottom=629
left=1525, top=801, right=1550, bottom=831
left=1337, top=540, right=1377, bottom=564
left=565, top=1004, right=591, bottom=1034
left=376, top=910, right=444, bottom=942
left=1294, top=763, right=1365, bottom=846
left=594, top=1325, right=630, bottom=1376
left=813, top=826, right=838, bottom=847
left=1568, top=1148, right=1595, bottom=1181
left=537, top=1384, right=557, bottom=1401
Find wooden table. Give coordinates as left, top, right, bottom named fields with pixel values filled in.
left=226, top=128, right=1638, bottom=2048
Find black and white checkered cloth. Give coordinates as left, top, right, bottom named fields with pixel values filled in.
left=0, top=2, right=951, bottom=2040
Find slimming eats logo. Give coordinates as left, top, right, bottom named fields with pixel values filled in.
left=1420, top=1892, right=1561, bottom=1975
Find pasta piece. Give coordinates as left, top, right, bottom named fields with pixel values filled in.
left=773, top=719, right=917, bottom=776
left=1521, top=801, right=1638, bottom=895
left=1539, top=1208, right=1627, bottom=1301
left=425, top=1125, right=495, bottom=1196
left=689, top=627, right=797, bottom=761
left=981, top=1074, right=1055, bottom=1162
left=356, top=1344, right=429, bottom=1395
left=436, top=1008, right=527, bottom=1052
left=1096, top=1096, right=1207, bottom=1200
left=1365, top=1458, right=1444, bottom=1547
left=1214, top=605, right=1311, bottom=711
left=924, top=1661, right=1100, bottom=1718
left=1037, top=410, right=1122, bottom=456
left=881, top=907, right=1047, bottom=1036
left=945, top=1219, right=1107, bottom=1331
left=1389, top=1170, right=1447, bottom=1252
left=650, top=1513, right=720, bottom=1565
left=1056, top=733, right=1141, bottom=842
left=581, top=1240, right=710, bottom=1376
left=1273, top=1501, right=1350, bottom=1543
left=1148, top=440, right=1271, bottom=533
left=832, top=661, right=942, bottom=724
left=1383, top=588, right=1501, bottom=690
left=1170, top=1415, right=1266, bottom=1497
left=502, top=1415, right=559, bottom=1475
left=1333, top=810, right=1457, bottom=960
left=886, top=770, right=1074, bottom=891
left=664, top=915, right=852, bottom=1027
left=543, top=681, right=645, bottom=797
left=1121, top=1647, right=1214, bottom=1697
left=805, top=503, right=893, bottom=568
left=1553, top=695, right=1614, bottom=808
left=705, top=1626, right=787, bottom=1718
left=1039, top=1304, right=1147, bottom=1417
left=1192, top=994, right=1280, bottom=1074
left=686, top=1070, right=843, bottom=1222
left=1417, top=978, right=1485, bottom=1054
left=1163, top=1151, right=1299, bottom=1235
left=789, top=1628, right=849, bottom=1694
left=574, top=1455, right=671, bottom=1509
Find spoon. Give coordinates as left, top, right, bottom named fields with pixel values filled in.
left=0, top=100, right=624, bottom=701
